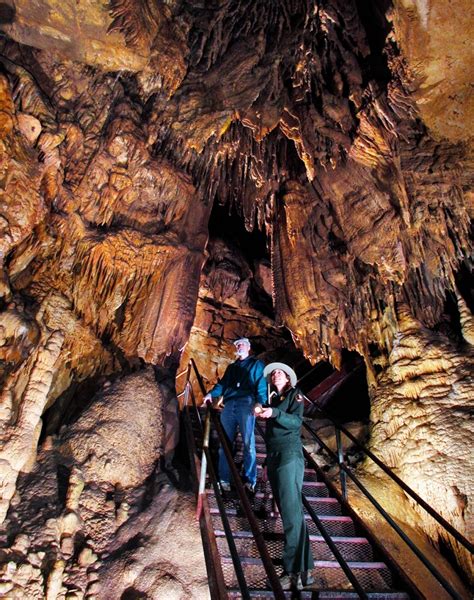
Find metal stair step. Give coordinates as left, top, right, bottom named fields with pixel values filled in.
left=227, top=591, right=410, bottom=599
left=209, top=496, right=341, bottom=516
left=316, top=593, right=410, bottom=600
left=207, top=489, right=334, bottom=505
left=256, top=463, right=320, bottom=481
left=220, top=556, right=394, bottom=591
left=190, top=379, right=410, bottom=600
left=208, top=478, right=329, bottom=497
left=212, top=513, right=356, bottom=537
left=215, top=531, right=374, bottom=562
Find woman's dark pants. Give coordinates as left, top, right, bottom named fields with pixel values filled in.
left=267, top=449, right=314, bottom=575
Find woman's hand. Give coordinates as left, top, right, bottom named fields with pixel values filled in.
left=259, top=407, right=273, bottom=419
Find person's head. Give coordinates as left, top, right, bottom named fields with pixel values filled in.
left=263, top=362, right=297, bottom=393
left=233, top=337, right=251, bottom=360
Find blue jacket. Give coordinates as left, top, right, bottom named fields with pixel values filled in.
left=209, top=356, right=267, bottom=405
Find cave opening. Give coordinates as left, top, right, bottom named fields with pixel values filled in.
left=206, top=199, right=273, bottom=321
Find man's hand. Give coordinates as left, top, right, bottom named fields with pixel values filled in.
left=203, top=393, right=213, bottom=405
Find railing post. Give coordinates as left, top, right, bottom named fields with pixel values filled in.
left=335, top=426, right=347, bottom=501
left=196, top=406, right=211, bottom=520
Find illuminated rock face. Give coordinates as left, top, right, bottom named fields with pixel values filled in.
left=390, top=0, right=474, bottom=143
left=179, top=235, right=289, bottom=393
left=0, top=0, right=472, bottom=590
left=61, top=368, right=164, bottom=488
left=364, top=306, right=474, bottom=581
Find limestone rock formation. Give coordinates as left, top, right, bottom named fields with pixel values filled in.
left=0, top=329, right=64, bottom=523
left=0, top=0, right=472, bottom=590
left=364, top=306, right=474, bottom=580
left=179, top=234, right=289, bottom=392
left=97, top=484, right=209, bottom=599
left=61, top=368, right=163, bottom=487
left=0, top=369, right=200, bottom=599
left=390, top=0, right=474, bottom=142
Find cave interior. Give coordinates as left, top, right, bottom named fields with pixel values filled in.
left=0, top=0, right=472, bottom=597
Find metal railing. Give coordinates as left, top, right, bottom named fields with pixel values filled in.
left=187, top=386, right=249, bottom=599
left=182, top=358, right=472, bottom=599
left=302, top=391, right=473, bottom=552
left=253, top=419, right=371, bottom=599
left=301, top=388, right=472, bottom=599
left=181, top=373, right=227, bottom=598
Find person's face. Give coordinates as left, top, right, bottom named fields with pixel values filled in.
left=235, top=341, right=250, bottom=358
left=271, top=369, right=290, bottom=390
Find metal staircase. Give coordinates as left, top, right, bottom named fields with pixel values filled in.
left=180, top=359, right=472, bottom=599
left=211, top=432, right=409, bottom=599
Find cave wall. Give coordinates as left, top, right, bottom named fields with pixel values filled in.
left=0, top=0, right=472, bottom=590
left=390, top=0, right=474, bottom=143
left=364, top=303, right=473, bottom=580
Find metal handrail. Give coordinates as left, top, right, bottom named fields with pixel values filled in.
left=204, top=444, right=250, bottom=599
left=182, top=380, right=227, bottom=598
left=302, top=446, right=424, bottom=599
left=303, top=422, right=465, bottom=600
left=253, top=419, right=369, bottom=598
left=187, top=391, right=250, bottom=599
left=302, top=495, right=369, bottom=600
left=299, top=372, right=473, bottom=554
left=212, top=413, right=286, bottom=599
left=189, top=358, right=210, bottom=397
left=329, top=409, right=472, bottom=554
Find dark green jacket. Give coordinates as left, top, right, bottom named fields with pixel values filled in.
left=265, top=386, right=304, bottom=452
left=209, top=356, right=267, bottom=404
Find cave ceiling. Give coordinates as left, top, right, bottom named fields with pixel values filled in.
left=0, top=0, right=472, bottom=376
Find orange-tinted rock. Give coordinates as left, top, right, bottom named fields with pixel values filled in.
left=390, top=0, right=474, bottom=142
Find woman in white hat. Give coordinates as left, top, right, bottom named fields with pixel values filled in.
left=257, top=362, right=314, bottom=591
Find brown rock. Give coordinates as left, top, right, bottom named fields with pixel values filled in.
left=61, top=368, right=164, bottom=487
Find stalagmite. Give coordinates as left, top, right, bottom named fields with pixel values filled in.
left=365, top=306, right=474, bottom=579
left=45, top=559, right=65, bottom=600
left=0, top=330, right=64, bottom=522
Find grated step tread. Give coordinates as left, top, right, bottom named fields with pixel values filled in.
left=215, top=532, right=374, bottom=562
left=220, top=556, right=394, bottom=591
left=227, top=591, right=410, bottom=599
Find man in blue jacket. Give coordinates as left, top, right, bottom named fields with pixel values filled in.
left=204, top=338, right=267, bottom=492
